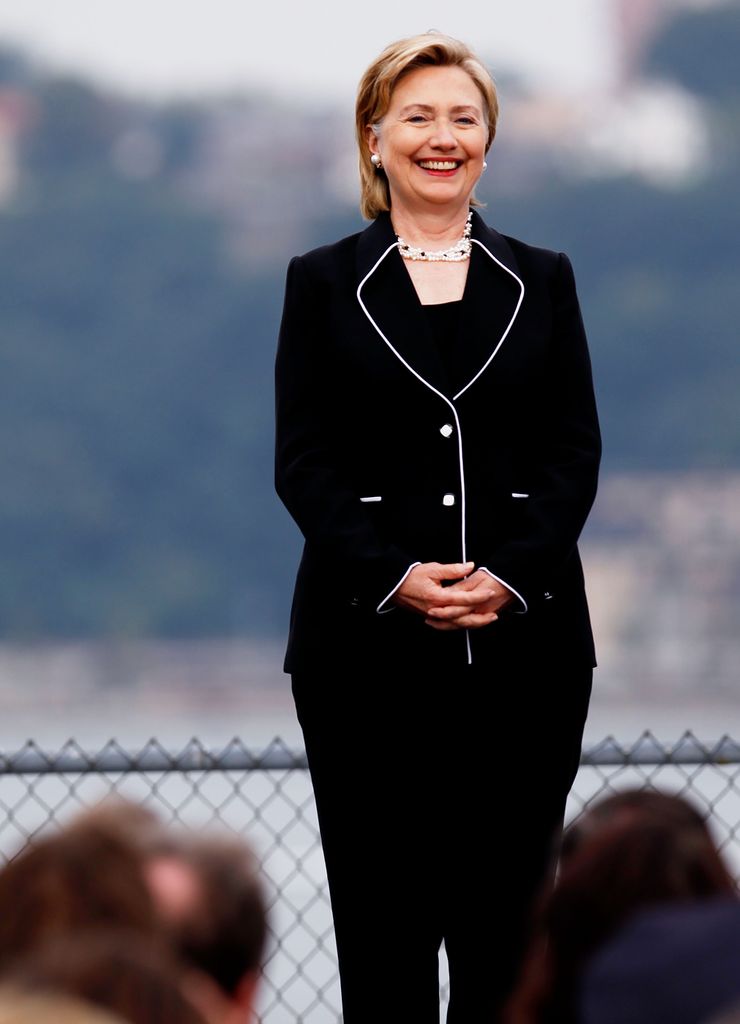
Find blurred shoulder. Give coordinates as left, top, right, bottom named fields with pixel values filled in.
left=291, top=229, right=364, bottom=282
left=472, top=211, right=576, bottom=287
left=500, top=231, right=572, bottom=279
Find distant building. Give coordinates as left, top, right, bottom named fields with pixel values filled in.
left=612, top=0, right=672, bottom=86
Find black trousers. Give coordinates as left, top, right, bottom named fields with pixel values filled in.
left=292, top=656, right=592, bottom=1023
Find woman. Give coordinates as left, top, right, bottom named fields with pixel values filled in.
left=275, top=32, right=600, bottom=1023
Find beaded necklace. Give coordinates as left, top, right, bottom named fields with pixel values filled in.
left=396, top=211, right=472, bottom=262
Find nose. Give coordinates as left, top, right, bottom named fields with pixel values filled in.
left=429, top=118, right=457, bottom=150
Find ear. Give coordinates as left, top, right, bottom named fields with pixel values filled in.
left=365, top=124, right=380, bottom=158
left=231, top=970, right=260, bottom=1017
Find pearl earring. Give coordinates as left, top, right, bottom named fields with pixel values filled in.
left=482, top=160, right=488, bottom=170
left=371, top=154, right=382, bottom=169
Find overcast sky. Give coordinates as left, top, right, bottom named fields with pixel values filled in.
left=0, top=0, right=618, bottom=105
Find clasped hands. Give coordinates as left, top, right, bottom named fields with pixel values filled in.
left=392, top=561, right=514, bottom=630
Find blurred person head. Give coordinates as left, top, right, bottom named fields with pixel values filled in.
left=0, top=990, right=124, bottom=1024
left=581, top=899, right=740, bottom=1024
left=0, top=931, right=205, bottom=1024
left=709, top=1008, right=740, bottom=1024
left=144, top=834, right=268, bottom=1024
left=504, top=789, right=736, bottom=1024
left=0, top=815, right=159, bottom=967
left=560, top=787, right=711, bottom=862
left=355, top=32, right=499, bottom=220
left=68, top=799, right=165, bottom=847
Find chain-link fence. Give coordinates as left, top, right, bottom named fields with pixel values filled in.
left=2, top=732, right=740, bottom=1023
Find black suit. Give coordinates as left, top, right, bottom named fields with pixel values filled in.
left=275, top=211, right=600, bottom=1021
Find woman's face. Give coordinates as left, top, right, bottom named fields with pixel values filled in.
left=367, top=64, right=488, bottom=218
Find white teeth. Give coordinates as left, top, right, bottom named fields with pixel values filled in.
left=419, top=160, right=459, bottom=170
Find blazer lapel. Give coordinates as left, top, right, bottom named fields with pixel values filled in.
left=355, top=211, right=526, bottom=401
left=356, top=214, right=450, bottom=397
left=454, top=213, right=525, bottom=400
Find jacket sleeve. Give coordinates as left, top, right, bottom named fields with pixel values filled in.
left=274, top=255, right=416, bottom=609
left=481, top=252, right=601, bottom=607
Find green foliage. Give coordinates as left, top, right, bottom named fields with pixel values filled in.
left=0, top=117, right=288, bottom=637
left=644, top=1, right=740, bottom=101
left=0, top=46, right=30, bottom=86
left=483, top=168, right=740, bottom=470
left=25, top=78, right=121, bottom=176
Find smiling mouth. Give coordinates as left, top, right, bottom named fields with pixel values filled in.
left=418, top=159, right=462, bottom=171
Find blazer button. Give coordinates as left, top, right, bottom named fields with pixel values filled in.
left=440, top=424, right=454, bottom=438
left=442, top=493, right=456, bottom=507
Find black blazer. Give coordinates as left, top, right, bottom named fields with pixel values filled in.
left=275, top=211, right=601, bottom=673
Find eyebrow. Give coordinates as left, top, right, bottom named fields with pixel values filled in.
left=397, top=103, right=482, bottom=115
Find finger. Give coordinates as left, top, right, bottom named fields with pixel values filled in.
left=426, top=612, right=499, bottom=630
left=426, top=592, right=496, bottom=615
left=443, top=576, right=481, bottom=592
left=463, top=610, right=499, bottom=627
left=429, top=561, right=475, bottom=581
left=444, top=572, right=494, bottom=594
left=394, top=595, right=432, bottom=615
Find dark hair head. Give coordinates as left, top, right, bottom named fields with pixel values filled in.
left=146, top=834, right=268, bottom=996
left=0, top=821, right=159, bottom=970
left=505, top=789, right=737, bottom=1024
left=67, top=800, right=165, bottom=850
left=561, top=789, right=710, bottom=863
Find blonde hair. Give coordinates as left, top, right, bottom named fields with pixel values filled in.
left=356, top=32, right=499, bottom=220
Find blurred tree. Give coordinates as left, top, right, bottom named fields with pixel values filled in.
left=0, top=76, right=288, bottom=637
left=25, top=78, right=122, bottom=177
left=0, top=46, right=30, bottom=86
left=0, top=0, right=738, bottom=639
left=644, top=1, right=740, bottom=101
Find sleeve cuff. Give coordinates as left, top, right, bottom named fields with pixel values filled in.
left=478, top=567, right=528, bottom=614
left=376, top=562, right=422, bottom=614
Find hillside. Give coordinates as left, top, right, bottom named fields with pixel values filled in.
left=0, top=4, right=737, bottom=638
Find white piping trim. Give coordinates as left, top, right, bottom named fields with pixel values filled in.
left=360, top=496, right=382, bottom=503
left=357, top=243, right=481, bottom=663
left=453, top=238, right=525, bottom=401
left=376, top=561, right=421, bottom=614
